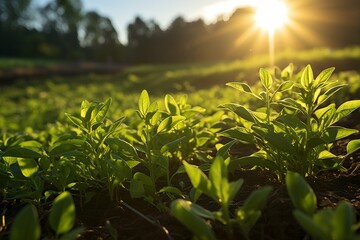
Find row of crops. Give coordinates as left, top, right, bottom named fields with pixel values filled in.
left=1, top=63, right=360, bottom=239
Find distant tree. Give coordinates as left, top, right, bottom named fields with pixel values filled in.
left=39, top=0, right=83, bottom=58
left=82, top=11, right=123, bottom=62
left=0, top=0, right=33, bottom=27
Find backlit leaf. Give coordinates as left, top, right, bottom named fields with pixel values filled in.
left=49, top=191, right=76, bottom=235
left=286, top=171, right=317, bottom=215
left=10, top=204, right=40, bottom=240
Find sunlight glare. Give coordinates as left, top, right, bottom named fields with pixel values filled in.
left=255, top=0, right=289, bottom=32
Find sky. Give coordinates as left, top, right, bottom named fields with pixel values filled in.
left=34, top=0, right=256, bottom=43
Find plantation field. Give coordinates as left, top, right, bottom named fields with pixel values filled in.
left=1, top=47, right=360, bottom=240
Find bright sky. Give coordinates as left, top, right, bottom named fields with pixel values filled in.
left=34, top=0, right=257, bottom=44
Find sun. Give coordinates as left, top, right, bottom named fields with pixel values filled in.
left=255, top=0, right=289, bottom=32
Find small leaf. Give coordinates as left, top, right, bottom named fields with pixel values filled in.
left=165, top=94, right=180, bottom=115
left=347, top=139, right=360, bottom=155
left=157, top=116, right=185, bottom=133
left=94, top=98, right=112, bottom=123
left=159, top=186, right=185, bottom=198
left=286, top=171, right=317, bottom=215
left=219, top=103, right=256, bottom=122
left=219, top=127, right=255, bottom=144
left=332, top=100, right=360, bottom=124
left=313, top=67, right=335, bottom=87
left=49, top=191, right=76, bottom=235
left=17, top=158, right=39, bottom=178
left=183, top=161, right=211, bottom=197
left=171, top=200, right=216, bottom=240
left=10, top=204, right=40, bottom=240
left=138, top=90, right=150, bottom=117
left=229, top=155, right=278, bottom=172
left=259, top=68, right=273, bottom=89
left=300, top=65, right=313, bottom=90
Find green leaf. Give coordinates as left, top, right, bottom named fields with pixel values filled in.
left=286, top=171, right=317, bottom=215
left=216, top=140, right=236, bottom=158
left=293, top=210, right=328, bottom=239
left=138, top=90, right=150, bottom=117
left=252, top=125, right=297, bottom=154
left=94, top=98, right=112, bottom=123
left=300, top=65, right=313, bottom=90
left=347, top=139, right=360, bottom=155
left=321, top=126, right=358, bottom=143
left=2, top=147, right=43, bottom=158
left=277, top=80, right=294, bottom=92
left=316, top=85, right=346, bottom=106
left=160, top=136, right=187, bottom=154
left=106, top=138, right=138, bottom=158
left=313, top=67, right=335, bottom=87
left=209, top=157, right=227, bottom=201
left=171, top=200, right=216, bottom=240
left=17, top=158, right=39, bottom=178
left=49, top=144, right=80, bottom=157
left=49, top=191, right=76, bottom=235
left=219, top=103, right=256, bottom=122
left=10, top=204, right=41, bottom=240
left=229, top=156, right=278, bottom=172
left=259, top=68, right=273, bottom=89
left=183, top=161, right=211, bottom=197
left=165, top=94, right=180, bottom=115
left=219, top=127, right=255, bottom=144
left=332, top=100, right=360, bottom=124
left=157, top=116, right=186, bottom=133
left=59, top=227, right=85, bottom=240
left=158, top=186, right=186, bottom=198
left=65, top=114, right=87, bottom=132
left=242, top=186, right=273, bottom=212
left=129, top=179, right=145, bottom=198
left=332, top=202, right=355, bottom=240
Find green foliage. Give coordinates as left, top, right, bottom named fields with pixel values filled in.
left=10, top=192, right=83, bottom=240
left=286, top=172, right=360, bottom=240
left=171, top=156, right=272, bottom=239
left=10, top=204, right=41, bottom=240
left=223, top=64, right=360, bottom=180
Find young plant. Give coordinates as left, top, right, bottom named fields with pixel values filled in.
left=9, top=191, right=84, bottom=240
left=221, top=65, right=360, bottom=180
left=286, top=171, right=360, bottom=240
left=171, top=153, right=272, bottom=239
left=61, top=98, right=134, bottom=199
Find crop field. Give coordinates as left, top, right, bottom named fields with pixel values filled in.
left=1, top=47, right=360, bottom=240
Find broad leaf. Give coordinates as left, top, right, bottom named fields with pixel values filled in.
left=171, top=200, right=216, bottom=240
left=10, top=204, right=40, bottom=240
left=219, top=103, right=256, bottom=122
left=138, top=90, right=150, bottom=117
left=165, top=94, right=180, bottom=115
left=17, top=158, right=39, bottom=178
left=259, top=68, right=273, bottom=89
left=49, top=191, right=76, bottom=235
left=286, top=171, right=317, bottom=215
left=346, top=139, right=360, bottom=155
left=300, top=65, right=313, bottom=90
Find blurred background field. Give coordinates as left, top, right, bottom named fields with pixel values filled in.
left=1, top=0, right=360, bottom=132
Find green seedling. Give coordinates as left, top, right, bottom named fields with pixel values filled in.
left=171, top=153, right=272, bottom=239
left=221, top=64, right=360, bottom=180
left=10, top=191, right=84, bottom=240
left=286, top=171, right=360, bottom=240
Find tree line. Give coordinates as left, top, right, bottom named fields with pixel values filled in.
left=1, top=0, right=360, bottom=64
